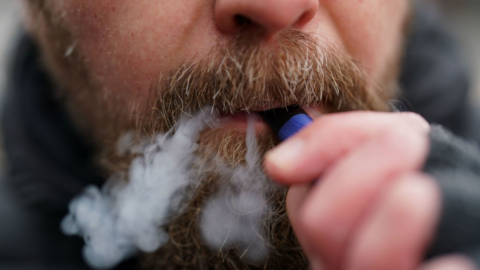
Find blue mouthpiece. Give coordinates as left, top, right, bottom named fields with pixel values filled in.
left=260, top=106, right=314, bottom=141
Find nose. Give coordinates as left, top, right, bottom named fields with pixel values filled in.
left=215, top=0, right=318, bottom=36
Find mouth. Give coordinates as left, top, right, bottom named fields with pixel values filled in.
left=218, top=103, right=296, bottom=119
left=217, top=110, right=265, bottom=128
left=217, top=104, right=322, bottom=133
left=218, top=101, right=286, bottom=114
left=218, top=104, right=323, bottom=117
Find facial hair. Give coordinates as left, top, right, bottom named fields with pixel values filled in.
left=28, top=7, right=396, bottom=268
left=145, top=29, right=390, bottom=135
left=134, top=29, right=391, bottom=269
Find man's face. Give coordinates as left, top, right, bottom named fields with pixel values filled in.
left=25, top=0, right=411, bottom=269
left=27, top=0, right=409, bottom=142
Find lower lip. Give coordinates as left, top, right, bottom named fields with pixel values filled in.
left=218, top=112, right=269, bottom=131
left=217, top=107, right=322, bottom=133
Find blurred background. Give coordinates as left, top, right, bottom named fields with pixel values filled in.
left=0, top=0, right=21, bottom=110
left=433, top=0, right=480, bottom=103
left=0, top=0, right=21, bottom=171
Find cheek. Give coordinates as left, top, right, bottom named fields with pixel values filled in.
left=321, top=0, right=409, bottom=82
left=51, top=0, right=408, bottom=104
left=57, top=0, right=220, bottom=101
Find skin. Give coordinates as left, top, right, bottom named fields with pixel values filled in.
left=265, top=112, right=475, bottom=270
left=25, top=0, right=477, bottom=269
left=28, top=0, right=406, bottom=109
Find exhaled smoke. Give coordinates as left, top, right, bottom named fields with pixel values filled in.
left=61, top=110, right=221, bottom=269
left=61, top=110, right=277, bottom=269
left=199, top=116, right=277, bottom=263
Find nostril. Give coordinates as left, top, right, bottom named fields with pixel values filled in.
left=234, top=14, right=254, bottom=29
left=215, top=0, right=318, bottom=35
left=295, top=9, right=316, bottom=28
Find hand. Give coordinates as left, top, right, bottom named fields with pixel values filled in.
left=264, top=112, right=476, bottom=270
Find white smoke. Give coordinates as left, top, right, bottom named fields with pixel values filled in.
left=61, top=110, right=275, bottom=269
left=61, top=110, right=220, bottom=269
left=199, top=117, right=273, bottom=262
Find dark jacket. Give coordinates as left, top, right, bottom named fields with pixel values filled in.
left=2, top=2, right=480, bottom=269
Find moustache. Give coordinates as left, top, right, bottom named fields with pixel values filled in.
left=144, top=29, right=389, bottom=134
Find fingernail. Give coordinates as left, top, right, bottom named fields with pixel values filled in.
left=266, top=139, right=305, bottom=171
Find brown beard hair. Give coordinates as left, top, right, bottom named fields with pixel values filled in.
left=149, top=29, right=390, bottom=134
left=24, top=2, right=412, bottom=269
left=140, top=130, right=307, bottom=270
left=25, top=2, right=392, bottom=148
left=136, top=30, right=391, bottom=269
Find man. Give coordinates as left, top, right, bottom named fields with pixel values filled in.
left=3, top=0, right=480, bottom=269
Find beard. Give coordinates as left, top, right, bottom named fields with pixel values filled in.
left=31, top=8, right=398, bottom=268
left=134, top=30, right=393, bottom=269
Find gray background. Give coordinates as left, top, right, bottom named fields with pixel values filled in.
left=0, top=0, right=21, bottom=97
left=435, top=0, right=480, bottom=103
left=0, top=0, right=21, bottom=170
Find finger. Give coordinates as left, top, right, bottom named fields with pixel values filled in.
left=344, top=173, right=440, bottom=270
left=419, top=255, right=477, bottom=270
left=286, top=185, right=325, bottom=270
left=264, top=111, right=430, bottom=184
left=294, top=127, right=429, bottom=269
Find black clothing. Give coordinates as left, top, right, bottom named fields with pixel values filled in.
left=1, top=27, right=136, bottom=270
left=3, top=1, right=480, bottom=269
left=400, top=4, right=473, bottom=139
left=425, top=126, right=480, bottom=261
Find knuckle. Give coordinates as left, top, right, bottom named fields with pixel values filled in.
left=383, top=174, right=438, bottom=226
left=385, top=184, right=420, bottom=223
left=378, top=126, right=429, bottom=167
left=380, top=193, right=422, bottom=232
left=399, top=112, right=430, bottom=133
left=381, top=126, right=418, bottom=147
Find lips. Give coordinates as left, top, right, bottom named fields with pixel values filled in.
left=218, top=102, right=301, bottom=115
left=217, top=101, right=324, bottom=126
left=218, top=111, right=263, bottom=121
left=215, top=105, right=323, bottom=137
left=216, top=104, right=305, bottom=133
